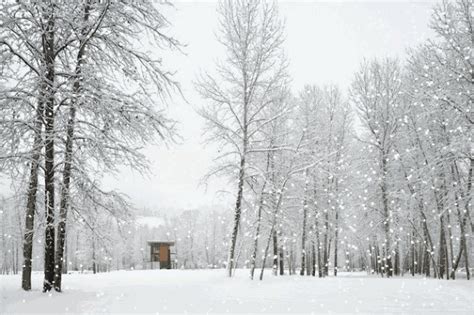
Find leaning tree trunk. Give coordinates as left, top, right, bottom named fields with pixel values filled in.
left=450, top=162, right=471, bottom=280
left=249, top=186, right=266, bottom=280
left=259, top=178, right=289, bottom=280
left=453, top=159, right=472, bottom=280
left=228, top=154, right=246, bottom=277
left=250, top=145, right=272, bottom=280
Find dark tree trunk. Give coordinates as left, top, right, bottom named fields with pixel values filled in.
left=381, top=154, right=392, bottom=278
left=306, top=246, right=312, bottom=276
left=315, top=216, right=322, bottom=277
left=228, top=156, right=245, bottom=277
left=227, top=148, right=247, bottom=277
left=278, top=234, right=284, bottom=275
left=394, top=244, right=400, bottom=276
left=54, top=0, right=92, bottom=292
left=410, top=230, right=415, bottom=276
left=323, top=211, right=329, bottom=277
left=334, top=212, right=338, bottom=276
left=249, top=187, right=265, bottom=279
left=450, top=160, right=472, bottom=280
left=42, top=6, right=56, bottom=292
left=92, top=234, right=96, bottom=274
left=438, top=217, right=448, bottom=279
left=21, top=95, right=44, bottom=290
left=272, top=230, right=278, bottom=276
left=300, top=193, right=308, bottom=276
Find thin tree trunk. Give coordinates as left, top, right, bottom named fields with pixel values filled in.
left=334, top=210, right=338, bottom=276
left=411, top=230, right=415, bottom=276
left=250, top=150, right=272, bottom=279
left=313, top=184, right=322, bottom=278
left=300, top=182, right=309, bottom=276
left=323, top=210, right=329, bottom=277
left=250, top=190, right=265, bottom=279
left=259, top=225, right=274, bottom=280
left=381, top=155, right=392, bottom=278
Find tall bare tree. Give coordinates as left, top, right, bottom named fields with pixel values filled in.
left=196, top=0, right=288, bottom=277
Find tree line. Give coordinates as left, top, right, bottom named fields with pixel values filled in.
left=198, top=0, right=472, bottom=280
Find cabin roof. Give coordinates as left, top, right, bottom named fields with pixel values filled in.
left=147, top=240, right=175, bottom=246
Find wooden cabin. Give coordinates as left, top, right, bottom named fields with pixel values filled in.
left=147, top=241, right=175, bottom=269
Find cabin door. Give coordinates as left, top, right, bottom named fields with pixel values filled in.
left=159, top=244, right=169, bottom=268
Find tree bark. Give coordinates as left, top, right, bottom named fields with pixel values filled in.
left=300, top=196, right=308, bottom=276
left=272, top=229, right=278, bottom=276
left=381, top=155, right=392, bottom=277
left=278, top=234, right=284, bottom=275
left=228, top=155, right=245, bottom=277
left=42, top=5, right=56, bottom=292
left=334, top=209, right=339, bottom=276
left=21, top=94, right=44, bottom=290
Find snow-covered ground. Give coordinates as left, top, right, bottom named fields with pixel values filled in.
left=1, top=270, right=473, bottom=314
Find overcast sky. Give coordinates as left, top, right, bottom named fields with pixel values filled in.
left=103, top=0, right=436, bottom=212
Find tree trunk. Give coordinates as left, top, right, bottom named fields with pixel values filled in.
left=228, top=156, right=245, bottom=277
left=42, top=6, right=56, bottom=292
left=410, top=230, right=415, bottom=276
left=92, top=233, right=96, bottom=274
left=313, top=196, right=322, bottom=278
left=278, top=232, right=284, bottom=275
left=259, top=226, right=275, bottom=280
left=21, top=95, right=44, bottom=290
left=249, top=189, right=265, bottom=279
left=272, top=230, right=278, bottom=276
left=300, top=190, right=308, bottom=276
left=54, top=0, right=92, bottom=292
left=438, top=216, right=448, bottom=279
left=323, top=210, right=329, bottom=277
left=334, top=210, right=339, bottom=276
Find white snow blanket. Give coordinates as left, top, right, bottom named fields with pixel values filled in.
left=1, top=270, right=473, bottom=314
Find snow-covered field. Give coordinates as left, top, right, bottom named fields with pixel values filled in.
left=1, top=270, right=473, bottom=314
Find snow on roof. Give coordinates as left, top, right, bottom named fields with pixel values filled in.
left=147, top=240, right=175, bottom=245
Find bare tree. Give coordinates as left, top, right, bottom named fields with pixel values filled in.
left=350, top=58, right=404, bottom=278
left=196, top=0, right=288, bottom=277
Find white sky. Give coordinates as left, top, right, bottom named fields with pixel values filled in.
left=103, top=0, right=436, bottom=212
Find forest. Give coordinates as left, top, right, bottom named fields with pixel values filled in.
left=0, top=0, right=472, bottom=308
